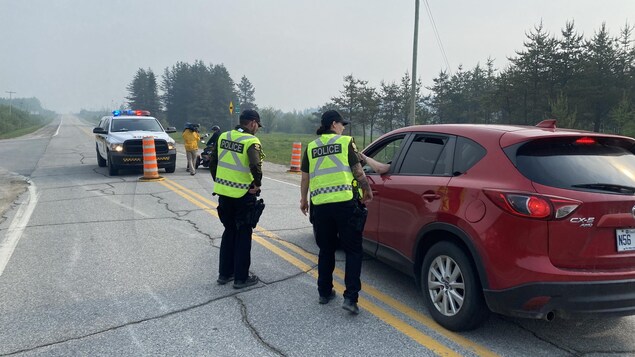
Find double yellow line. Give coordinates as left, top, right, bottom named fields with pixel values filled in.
left=160, top=178, right=499, bottom=357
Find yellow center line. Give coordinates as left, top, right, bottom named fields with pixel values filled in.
left=253, top=235, right=460, bottom=357
left=161, top=178, right=499, bottom=357
left=256, top=229, right=498, bottom=357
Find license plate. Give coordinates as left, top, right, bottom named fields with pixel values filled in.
left=616, top=228, right=635, bottom=252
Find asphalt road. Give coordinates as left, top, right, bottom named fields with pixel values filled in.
left=1, top=115, right=634, bottom=356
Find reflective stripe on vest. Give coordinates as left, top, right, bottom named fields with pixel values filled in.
left=307, top=134, right=354, bottom=205
left=214, top=130, right=260, bottom=198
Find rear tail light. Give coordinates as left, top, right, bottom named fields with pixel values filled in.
left=484, top=189, right=581, bottom=220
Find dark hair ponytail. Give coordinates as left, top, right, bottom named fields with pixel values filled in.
left=316, top=125, right=328, bottom=135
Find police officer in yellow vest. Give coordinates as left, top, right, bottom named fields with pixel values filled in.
left=210, top=109, right=264, bottom=289
left=300, top=110, right=373, bottom=314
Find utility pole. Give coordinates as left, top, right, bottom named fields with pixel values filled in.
left=5, top=91, right=15, bottom=117
left=409, top=0, right=420, bottom=126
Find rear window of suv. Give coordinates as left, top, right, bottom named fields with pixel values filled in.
left=511, top=137, right=635, bottom=194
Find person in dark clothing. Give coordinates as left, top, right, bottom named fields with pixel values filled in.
left=210, top=110, right=264, bottom=289
left=299, top=109, right=373, bottom=314
left=206, top=125, right=221, bottom=147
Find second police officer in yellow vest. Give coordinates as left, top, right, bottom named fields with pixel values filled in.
left=300, top=110, right=373, bottom=314
left=210, top=109, right=265, bottom=289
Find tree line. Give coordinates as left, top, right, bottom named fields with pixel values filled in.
left=126, top=60, right=257, bottom=133
left=0, top=97, right=55, bottom=137
left=125, top=20, right=634, bottom=144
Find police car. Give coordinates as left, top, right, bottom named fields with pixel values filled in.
left=93, top=110, right=177, bottom=176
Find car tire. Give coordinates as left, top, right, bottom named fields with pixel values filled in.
left=165, top=163, right=176, bottom=173
left=96, top=145, right=106, bottom=167
left=195, top=157, right=201, bottom=169
left=107, top=152, right=118, bottom=176
left=421, top=241, right=489, bottom=331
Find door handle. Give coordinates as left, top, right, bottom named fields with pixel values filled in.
left=422, top=192, right=441, bottom=201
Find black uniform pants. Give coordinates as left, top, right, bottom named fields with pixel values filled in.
left=217, top=193, right=257, bottom=281
left=312, top=200, right=363, bottom=302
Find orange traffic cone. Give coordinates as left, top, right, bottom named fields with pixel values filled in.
left=288, top=142, right=302, bottom=173
left=139, top=136, right=164, bottom=181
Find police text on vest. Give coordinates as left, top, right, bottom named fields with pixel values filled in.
left=220, top=139, right=244, bottom=153
left=312, top=144, right=342, bottom=158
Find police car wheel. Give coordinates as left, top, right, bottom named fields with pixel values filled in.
left=96, top=146, right=106, bottom=167
left=165, top=163, right=176, bottom=173
left=107, top=152, right=118, bottom=176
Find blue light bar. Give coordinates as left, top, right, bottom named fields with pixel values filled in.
left=112, top=109, right=151, bottom=117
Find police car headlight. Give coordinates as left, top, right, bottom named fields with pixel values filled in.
left=168, top=142, right=175, bottom=150
left=109, top=143, right=124, bottom=152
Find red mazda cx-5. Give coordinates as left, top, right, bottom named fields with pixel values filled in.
left=361, top=120, right=635, bottom=331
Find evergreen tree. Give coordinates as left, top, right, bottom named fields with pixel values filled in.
left=579, top=23, right=621, bottom=131
left=508, top=21, right=559, bottom=124
left=237, top=75, right=257, bottom=111
left=208, top=64, right=238, bottom=131
left=332, top=74, right=363, bottom=136
left=377, top=80, right=402, bottom=131
left=126, top=68, right=161, bottom=117
left=358, top=85, right=380, bottom=146
left=160, top=61, right=237, bottom=131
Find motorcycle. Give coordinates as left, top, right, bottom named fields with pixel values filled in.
left=194, top=130, right=221, bottom=169
left=195, top=141, right=214, bottom=168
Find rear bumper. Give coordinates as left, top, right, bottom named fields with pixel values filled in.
left=484, top=279, right=635, bottom=320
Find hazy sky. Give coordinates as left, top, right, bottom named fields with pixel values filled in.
left=1, top=0, right=633, bottom=114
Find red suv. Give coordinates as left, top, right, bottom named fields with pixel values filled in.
left=361, top=120, right=635, bottom=331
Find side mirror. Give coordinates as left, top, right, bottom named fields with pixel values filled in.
left=165, top=127, right=177, bottom=133
left=93, top=127, right=106, bottom=134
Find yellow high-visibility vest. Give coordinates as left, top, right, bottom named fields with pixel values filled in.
left=214, top=130, right=260, bottom=198
left=307, top=134, right=354, bottom=205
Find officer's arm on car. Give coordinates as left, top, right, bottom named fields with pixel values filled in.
left=349, top=141, right=373, bottom=204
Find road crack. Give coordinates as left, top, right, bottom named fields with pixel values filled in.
left=235, top=295, right=287, bottom=357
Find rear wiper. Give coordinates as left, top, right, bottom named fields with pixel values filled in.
left=571, top=183, right=635, bottom=194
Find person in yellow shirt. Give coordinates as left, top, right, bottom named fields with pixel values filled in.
left=182, top=123, right=201, bottom=175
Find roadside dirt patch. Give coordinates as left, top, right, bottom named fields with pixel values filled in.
left=0, top=170, right=28, bottom=219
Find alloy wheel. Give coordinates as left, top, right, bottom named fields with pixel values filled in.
left=427, top=255, right=465, bottom=316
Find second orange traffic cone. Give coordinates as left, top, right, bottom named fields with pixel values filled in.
left=288, top=142, right=302, bottom=173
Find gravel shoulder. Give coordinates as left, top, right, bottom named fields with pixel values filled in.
left=0, top=169, right=28, bottom=219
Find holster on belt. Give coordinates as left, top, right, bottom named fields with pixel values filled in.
left=351, top=179, right=368, bottom=232
left=249, top=198, right=265, bottom=228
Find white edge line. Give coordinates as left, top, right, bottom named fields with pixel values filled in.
left=0, top=183, right=38, bottom=276
left=264, top=176, right=299, bottom=187
left=54, top=118, right=62, bottom=137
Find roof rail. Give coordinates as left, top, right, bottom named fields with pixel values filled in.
left=535, top=119, right=557, bottom=129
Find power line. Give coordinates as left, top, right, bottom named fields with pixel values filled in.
left=423, top=0, right=452, bottom=76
